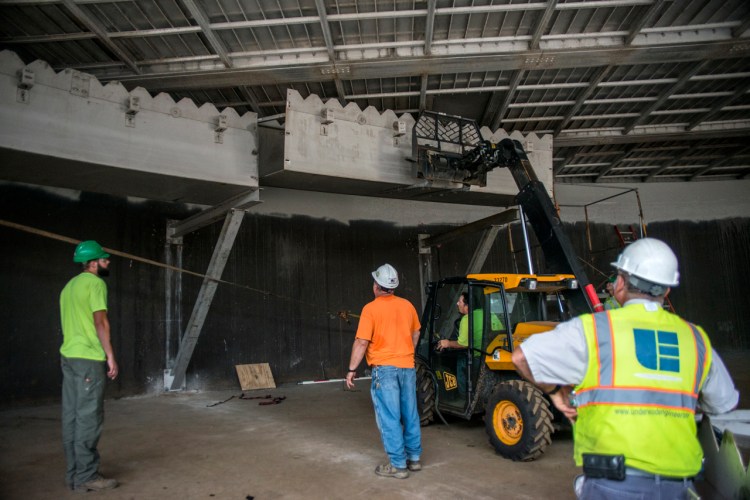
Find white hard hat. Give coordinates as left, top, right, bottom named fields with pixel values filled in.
left=372, top=263, right=399, bottom=289
left=611, top=238, right=679, bottom=290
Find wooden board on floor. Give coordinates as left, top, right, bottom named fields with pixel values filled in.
left=235, top=363, right=276, bottom=390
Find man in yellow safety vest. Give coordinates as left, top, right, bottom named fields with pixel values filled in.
left=512, top=238, right=738, bottom=499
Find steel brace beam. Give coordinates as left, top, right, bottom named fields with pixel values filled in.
left=466, top=227, right=501, bottom=275
left=417, top=208, right=518, bottom=308
left=417, top=234, right=433, bottom=310
left=165, top=207, right=248, bottom=391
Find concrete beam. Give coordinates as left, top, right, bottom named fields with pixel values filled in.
left=0, top=51, right=258, bottom=205
left=260, top=90, right=553, bottom=205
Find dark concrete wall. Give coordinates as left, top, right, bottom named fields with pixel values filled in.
left=561, top=219, right=750, bottom=351
left=0, top=184, right=186, bottom=405
left=1, top=182, right=748, bottom=405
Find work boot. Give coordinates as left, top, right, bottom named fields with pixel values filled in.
left=74, top=474, right=118, bottom=493
left=375, top=463, right=409, bottom=479
left=407, top=459, right=422, bottom=472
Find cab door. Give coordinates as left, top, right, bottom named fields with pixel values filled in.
left=417, top=279, right=471, bottom=414
left=466, top=284, right=511, bottom=389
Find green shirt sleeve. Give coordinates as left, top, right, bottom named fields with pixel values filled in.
left=457, top=315, right=469, bottom=347
left=471, top=309, right=484, bottom=354
left=89, top=277, right=108, bottom=312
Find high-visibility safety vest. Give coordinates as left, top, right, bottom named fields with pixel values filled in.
left=574, top=303, right=712, bottom=478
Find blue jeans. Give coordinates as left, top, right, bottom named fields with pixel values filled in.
left=370, top=366, right=422, bottom=469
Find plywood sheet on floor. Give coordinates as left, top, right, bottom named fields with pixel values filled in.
left=235, top=363, right=276, bottom=390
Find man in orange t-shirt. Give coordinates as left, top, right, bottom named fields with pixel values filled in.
left=346, top=263, right=422, bottom=479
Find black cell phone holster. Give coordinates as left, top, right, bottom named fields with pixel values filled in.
left=582, top=453, right=626, bottom=481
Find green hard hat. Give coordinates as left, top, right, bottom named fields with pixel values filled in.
left=73, top=240, right=110, bottom=263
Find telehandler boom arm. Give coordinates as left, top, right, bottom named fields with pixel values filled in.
left=412, top=111, right=595, bottom=314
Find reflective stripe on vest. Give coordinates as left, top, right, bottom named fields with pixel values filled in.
left=576, top=387, right=697, bottom=409
left=593, top=312, right=612, bottom=386
left=686, top=322, right=708, bottom=395
left=580, top=310, right=707, bottom=411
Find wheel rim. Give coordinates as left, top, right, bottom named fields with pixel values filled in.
left=493, top=400, right=523, bottom=445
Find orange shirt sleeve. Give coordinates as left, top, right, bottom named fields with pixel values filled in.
left=355, top=303, right=374, bottom=341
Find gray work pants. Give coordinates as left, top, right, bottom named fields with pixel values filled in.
left=61, top=356, right=106, bottom=487
left=579, top=474, right=697, bottom=499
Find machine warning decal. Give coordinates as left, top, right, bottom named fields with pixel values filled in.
left=443, top=372, right=457, bottom=391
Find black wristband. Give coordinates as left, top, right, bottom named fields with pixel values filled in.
left=348, top=369, right=357, bottom=372
left=547, top=384, right=562, bottom=395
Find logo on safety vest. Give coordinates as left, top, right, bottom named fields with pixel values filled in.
left=633, top=329, right=680, bottom=372
left=443, top=372, right=458, bottom=391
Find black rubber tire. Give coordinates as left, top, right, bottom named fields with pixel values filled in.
left=484, top=379, right=553, bottom=461
left=415, top=359, right=436, bottom=426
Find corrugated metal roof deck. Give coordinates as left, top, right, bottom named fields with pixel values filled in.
left=1, top=0, right=748, bottom=184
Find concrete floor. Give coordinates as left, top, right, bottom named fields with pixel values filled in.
left=2, top=351, right=747, bottom=500
left=1, top=382, right=580, bottom=500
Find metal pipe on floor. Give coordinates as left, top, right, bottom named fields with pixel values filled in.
left=297, top=376, right=372, bottom=385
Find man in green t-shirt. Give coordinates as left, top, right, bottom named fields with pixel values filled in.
left=59, top=240, right=119, bottom=493
left=437, top=292, right=483, bottom=396
left=437, top=292, right=483, bottom=354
